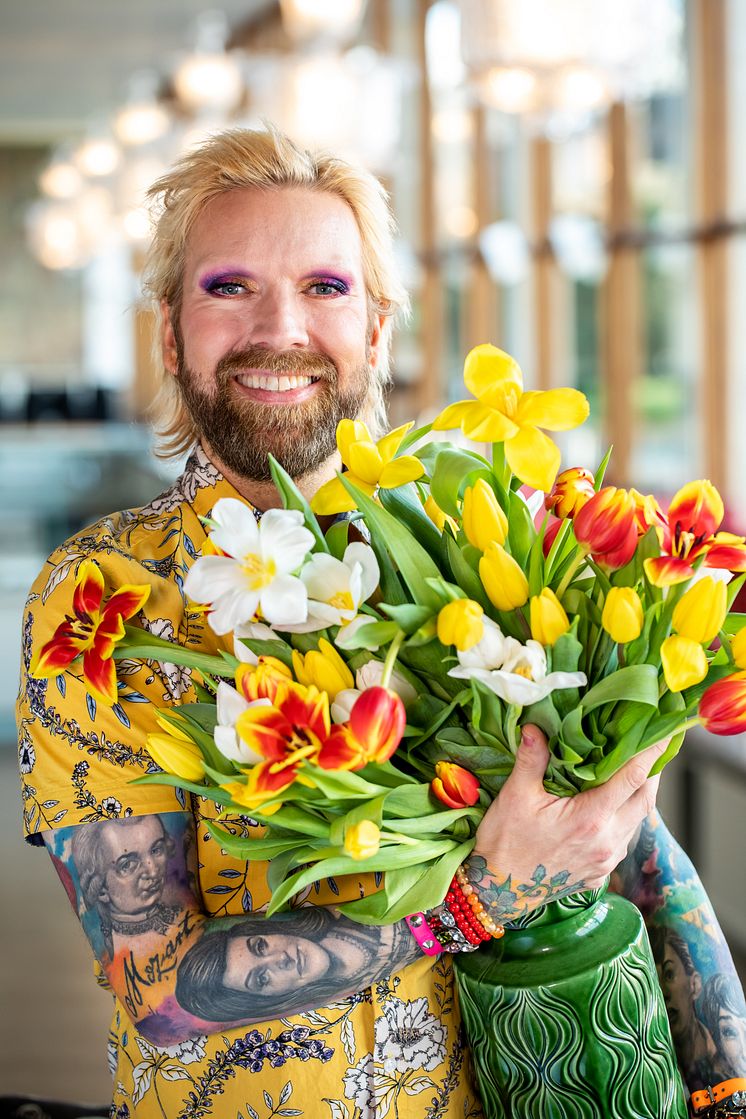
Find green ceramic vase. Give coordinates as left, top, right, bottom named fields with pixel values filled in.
left=454, top=884, right=688, bottom=1118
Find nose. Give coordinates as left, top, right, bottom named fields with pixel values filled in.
left=246, top=287, right=310, bottom=351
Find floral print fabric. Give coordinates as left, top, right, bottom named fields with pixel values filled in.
left=16, top=446, right=483, bottom=1119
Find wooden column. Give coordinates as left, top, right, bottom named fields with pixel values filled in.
left=693, top=0, right=728, bottom=492
left=602, top=102, right=638, bottom=484
left=530, top=136, right=553, bottom=391
left=466, top=102, right=496, bottom=349
left=415, top=0, right=444, bottom=413
left=129, top=249, right=161, bottom=422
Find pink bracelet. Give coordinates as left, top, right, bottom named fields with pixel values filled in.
left=405, top=912, right=444, bottom=956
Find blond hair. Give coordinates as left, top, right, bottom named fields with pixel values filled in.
left=142, top=126, right=409, bottom=457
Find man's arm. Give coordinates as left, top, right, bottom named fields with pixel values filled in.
left=44, top=811, right=420, bottom=1046
left=611, top=808, right=746, bottom=1093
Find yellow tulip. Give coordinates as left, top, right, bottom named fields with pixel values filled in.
left=292, top=639, right=354, bottom=700
left=732, top=626, right=746, bottom=669
left=530, top=588, right=570, bottom=646
left=437, top=599, right=485, bottom=651
left=479, top=542, right=529, bottom=611
left=671, top=576, right=727, bottom=646
left=423, top=494, right=458, bottom=534
left=432, top=343, right=589, bottom=492
left=344, top=820, right=381, bottom=860
left=601, top=587, right=644, bottom=644
left=661, top=634, right=708, bottom=693
left=146, top=721, right=205, bottom=782
left=311, top=420, right=425, bottom=515
left=462, top=479, right=508, bottom=552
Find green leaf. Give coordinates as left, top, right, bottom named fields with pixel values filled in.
left=379, top=602, right=433, bottom=633
left=235, top=637, right=294, bottom=669
left=324, top=518, right=351, bottom=561
left=206, top=824, right=325, bottom=861
left=594, top=446, right=613, bottom=490
left=340, top=476, right=444, bottom=610
left=442, top=535, right=491, bottom=611
left=379, top=485, right=444, bottom=564
left=398, top=420, right=433, bottom=454
left=268, top=454, right=329, bottom=552
left=338, top=840, right=474, bottom=924
left=338, top=619, right=400, bottom=651
left=522, top=694, right=562, bottom=737
left=428, top=448, right=493, bottom=519
left=559, top=706, right=603, bottom=758
left=580, top=664, right=660, bottom=712
left=329, top=793, right=389, bottom=847
left=506, top=490, right=536, bottom=569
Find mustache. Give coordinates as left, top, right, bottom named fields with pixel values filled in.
left=214, top=347, right=338, bottom=384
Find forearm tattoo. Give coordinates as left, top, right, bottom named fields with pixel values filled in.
left=462, top=854, right=586, bottom=925
left=44, top=812, right=420, bottom=1045
left=611, top=811, right=746, bottom=1091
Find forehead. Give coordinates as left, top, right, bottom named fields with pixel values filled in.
left=185, top=186, right=365, bottom=277
left=102, top=817, right=164, bottom=854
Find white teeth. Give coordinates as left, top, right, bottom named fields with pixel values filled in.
left=236, top=373, right=315, bottom=392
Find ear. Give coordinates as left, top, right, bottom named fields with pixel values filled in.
left=161, top=300, right=179, bottom=377
left=368, top=313, right=387, bottom=370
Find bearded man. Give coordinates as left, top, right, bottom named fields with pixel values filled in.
left=17, top=127, right=745, bottom=1118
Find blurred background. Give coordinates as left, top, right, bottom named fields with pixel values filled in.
left=2, top=0, right=746, bottom=1103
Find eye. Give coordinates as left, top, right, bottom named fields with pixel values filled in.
left=115, top=854, right=139, bottom=878
left=207, top=280, right=247, bottom=296
left=255, top=968, right=270, bottom=990
left=248, top=935, right=269, bottom=957
left=308, top=278, right=349, bottom=296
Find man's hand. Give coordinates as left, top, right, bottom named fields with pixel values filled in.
left=467, top=724, right=669, bottom=923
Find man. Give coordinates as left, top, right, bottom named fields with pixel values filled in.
left=17, top=127, right=745, bottom=1117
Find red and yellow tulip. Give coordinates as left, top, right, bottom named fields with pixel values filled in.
left=235, top=656, right=293, bottom=704
left=431, top=761, right=480, bottom=808
left=545, top=467, right=596, bottom=520
left=573, top=486, right=638, bottom=570
left=699, top=672, right=746, bottom=735
left=432, top=344, right=589, bottom=492
left=644, top=480, right=746, bottom=587
left=29, top=559, right=150, bottom=705
left=317, top=686, right=406, bottom=770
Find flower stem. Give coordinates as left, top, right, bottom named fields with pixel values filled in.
left=380, top=629, right=405, bottom=688
left=556, top=548, right=589, bottom=600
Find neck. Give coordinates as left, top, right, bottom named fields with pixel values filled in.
left=201, top=441, right=342, bottom=513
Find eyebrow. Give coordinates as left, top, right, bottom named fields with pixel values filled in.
left=300, top=270, right=355, bottom=287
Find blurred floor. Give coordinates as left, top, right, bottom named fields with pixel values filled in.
left=1, top=747, right=745, bottom=1106
left=0, top=749, right=112, bottom=1104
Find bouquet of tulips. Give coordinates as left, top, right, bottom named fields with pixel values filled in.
left=31, top=344, right=746, bottom=923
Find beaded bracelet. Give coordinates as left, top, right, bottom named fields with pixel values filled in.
left=455, top=864, right=505, bottom=940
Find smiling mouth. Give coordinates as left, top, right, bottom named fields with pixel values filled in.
left=234, top=372, right=320, bottom=393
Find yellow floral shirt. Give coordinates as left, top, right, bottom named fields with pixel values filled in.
left=17, top=445, right=484, bottom=1119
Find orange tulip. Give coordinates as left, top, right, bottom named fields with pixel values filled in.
left=431, top=761, right=480, bottom=808
left=235, top=656, right=293, bottom=704
left=29, top=558, right=150, bottom=705
left=699, top=672, right=746, bottom=735
left=545, top=467, right=596, bottom=520
left=573, top=486, right=638, bottom=569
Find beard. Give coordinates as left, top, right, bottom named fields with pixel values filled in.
left=175, top=344, right=372, bottom=483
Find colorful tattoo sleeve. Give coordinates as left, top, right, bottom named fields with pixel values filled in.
left=44, top=811, right=420, bottom=1045
left=610, top=810, right=746, bottom=1092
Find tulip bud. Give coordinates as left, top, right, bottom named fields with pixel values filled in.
left=462, top=479, right=508, bottom=552
left=423, top=494, right=458, bottom=534
left=479, top=543, right=530, bottom=611
left=437, top=599, right=485, bottom=651
left=545, top=467, right=596, bottom=520
left=236, top=656, right=293, bottom=703
left=292, top=640, right=354, bottom=700
left=661, top=634, right=708, bottom=693
left=542, top=517, right=562, bottom=558
left=601, top=587, right=644, bottom=644
left=573, top=486, right=638, bottom=569
left=699, top=672, right=746, bottom=735
left=530, top=588, right=570, bottom=646
left=349, top=686, right=406, bottom=763
left=431, top=761, right=481, bottom=808
left=344, top=820, right=381, bottom=860
left=732, top=627, right=746, bottom=670
left=671, top=577, right=727, bottom=646
left=146, top=731, right=206, bottom=782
